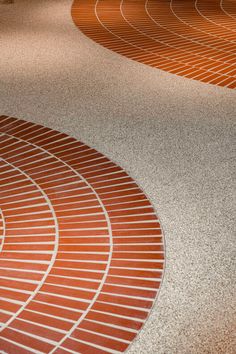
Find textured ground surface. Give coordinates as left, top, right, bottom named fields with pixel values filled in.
left=72, top=0, right=236, bottom=88
left=0, top=0, right=236, bottom=353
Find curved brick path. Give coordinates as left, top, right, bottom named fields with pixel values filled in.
left=0, top=115, right=164, bottom=354
left=72, top=0, right=236, bottom=88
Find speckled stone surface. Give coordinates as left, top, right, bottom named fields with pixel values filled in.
left=0, top=1, right=235, bottom=353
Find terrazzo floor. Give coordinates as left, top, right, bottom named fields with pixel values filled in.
left=0, top=0, right=236, bottom=353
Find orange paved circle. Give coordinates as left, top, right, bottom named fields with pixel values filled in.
left=0, top=115, right=164, bottom=354
left=72, top=0, right=236, bottom=89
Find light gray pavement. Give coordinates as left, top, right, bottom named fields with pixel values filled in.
left=0, top=1, right=235, bottom=353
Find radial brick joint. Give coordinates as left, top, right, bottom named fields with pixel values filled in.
left=72, top=0, right=236, bottom=89
left=0, top=115, right=164, bottom=354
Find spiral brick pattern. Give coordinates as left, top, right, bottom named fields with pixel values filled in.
left=0, top=115, right=164, bottom=354
left=72, top=0, right=236, bottom=88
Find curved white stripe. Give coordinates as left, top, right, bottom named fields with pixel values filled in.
left=1, top=128, right=113, bottom=352
left=170, top=0, right=236, bottom=42
left=0, top=208, right=6, bottom=253
left=195, top=0, right=236, bottom=32
left=145, top=0, right=236, bottom=58
left=120, top=0, right=235, bottom=77
left=221, top=0, right=236, bottom=19
left=0, top=158, right=58, bottom=331
left=94, top=0, right=234, bottom=81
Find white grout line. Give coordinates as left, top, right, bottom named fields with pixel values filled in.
left=57, top=251, right=109, bottom=254
left=0, top=336, right=41, bottom=354
left=147, top=4, right=235, bottom=57
left=220, top=0, right=236, bottom=20
left=112, top=234, right=160, bottom=238
left=0, top=116, right=13, bottom=125
left=9, top=151, right=46, bottom=166
left=101, top=281, right=160, bottom=292
left=94, top=0, right=236, bottom=82
left=110, top=265, right=163, bottom=271
left=95, top=181, right=136, bottom=190
left=0, top=276, right=41, bottom=284
left=106, top=274, right=161, bottom=281
left=0, top=297, right=25, bottom=305
left=0, top=190, right=40, bottom=200
left=7, top=326, right=58, bottom=346
left=195, top=0, right=236, bottom=33
left=100, top=291, right=155, bottom=302
left=32, top=300, right=84, bottom=314
left=0, top=285, right=32, bottom=295
left=44, top=235, right=107, bottom=239
left=0, top=176, right=29, bottom=188
left=25, top=160, right=62, bottom=173
left=91, top=175, right=130, bottom=186
left=30, top=167, right=70, bottom=178
left=0, top=267, right=45, bottom=274
left=0, top=159, right=59, bottom=332
left=5, top=242, right=55, bottom=245
left=52, top=266, right=105, bottom=273
left=57, top=212, right=104, bottom=218
left=1, top=197, right=49, bottom=206
left=5, top=233, right=55, bottom=237
left=20, top=125, right=47, bottom=139
left=0, top=208, right=6, bottom=253
left=1, top=145, right=37, bottom=160
left=44, top=278, right=99, bottom=288
left=54, top=147, right=93, bottom=159
left=84, top=317, right=138, bottom=333
left=91, top=309, right=145, bottom=322
left=0, top=309, right=14, bottom=316
left=170, top=0, right=236, bottom=44
left=79, top=160, right=112, bottom=172
left=39, top=175, right=84, bottom=186
left=121, top=0, right=236, bottom=69
left=24, top=308, right=76, bottom=324
left=16, top=155, right=52, bottom=169
left=57, top=346, right=75, bottom=353
left=0, top=172, right=22, bottom=182
left=28, top=131, right=64, bottom=145
left=49, top=188, right=93, bottom=199
left=0, top=120, right=27, bottom=132
left=102, top=193, right=145, bottom=202
left=41, top=136, right=76, bottom=149
left=15, top=317, right=67, bottom=334
left=96, top=300, right=149, bottom=312
left=3, top=203, right=50, bottom=211
left=76, top=326, right=130, bottom=343
left=6, top=214, right=52, bottom=225
left=49, top=141, right=86, bottom=153
left=0, top=258, right=50, bottom=264
left=0, top=120, right=164, bottom=351
left=86, top=170, right=124, bottom=180
left=65, top=336, right=121, bottom=354
left=39, top=291, right=92, bottom=303
left=53, top=205, right=103, bottom=212
left=56, top=259, right=107, bottom=264
left=2, top=251, right=55, bottom=255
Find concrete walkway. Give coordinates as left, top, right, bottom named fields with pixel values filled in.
left=0, top=1, right=235, bottom=353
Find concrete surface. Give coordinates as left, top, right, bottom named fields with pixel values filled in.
left=0, top=1, right=235, bottom=353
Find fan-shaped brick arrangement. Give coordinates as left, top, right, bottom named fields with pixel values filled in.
left=72, top=0, right=236, bottom=88
left=0, top=115, right=164, bottom=354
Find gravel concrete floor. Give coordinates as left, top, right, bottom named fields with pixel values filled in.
left=0, top=1, right=235, bottom=353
